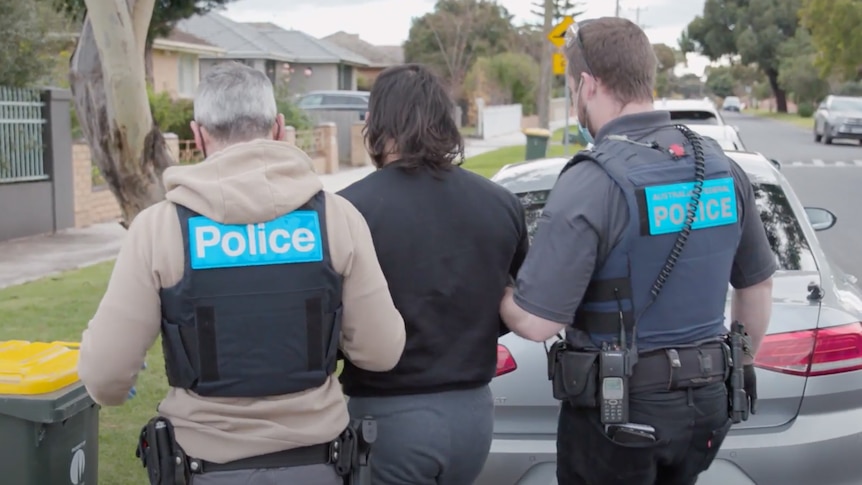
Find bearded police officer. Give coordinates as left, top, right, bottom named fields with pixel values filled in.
left=78, top=62, right=406, bottom=485
left=499, top=17, right=775, bottom=485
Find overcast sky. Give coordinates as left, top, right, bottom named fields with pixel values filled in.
left=222, top=0, right=710, bottom=76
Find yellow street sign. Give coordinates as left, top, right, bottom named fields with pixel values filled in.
left=553, top=52, right=567, bottom=76
left=547, top=16, right=574, bottom=48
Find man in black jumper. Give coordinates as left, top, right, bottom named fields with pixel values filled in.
left=338, top=63, right=529, bottom=485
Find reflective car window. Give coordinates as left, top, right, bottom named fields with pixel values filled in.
left=517, top=182, right=816, bottom=272
left=669, top=110, right=720, bottom=125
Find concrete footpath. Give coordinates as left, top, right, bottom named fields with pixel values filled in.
left=0, top=121, right=570, bottom=290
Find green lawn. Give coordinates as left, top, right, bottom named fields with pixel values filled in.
left=0, top=261, right=159, bottom=485
left=463, top=141, right=581, bottom=178
left=749, top=108, right=815, bottom=130
left=0, top=139, right=568, bottom=484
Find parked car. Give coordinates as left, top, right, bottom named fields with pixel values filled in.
left=478, top=151, right=861, bottom=485
left=687, top=124, right=747, bottom=151
left=655, top=99, right=727, bottom=126
left=722, top=96, right=742, bottom=112
left=296, top=90, right=369, bottom=110
left=583, top=123, right=749, bottom=159
left=813, top=95, right=862, bottom=144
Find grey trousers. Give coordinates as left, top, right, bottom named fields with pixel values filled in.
left=190, top=464, right=341, bottom=485
left=347, top=385, right=494, bottom=485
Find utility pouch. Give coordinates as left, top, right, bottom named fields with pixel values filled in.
left=136, top=416, right=190, bottom=485
left=549, top=342, right=600, bottom=408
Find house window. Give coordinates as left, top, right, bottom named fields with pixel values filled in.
left=177, top=54, right=197, bottom=98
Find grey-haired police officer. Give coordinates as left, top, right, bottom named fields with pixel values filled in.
left=499, top=17, right=775, bottom=485
left=77, top=61, right=405, bottom=485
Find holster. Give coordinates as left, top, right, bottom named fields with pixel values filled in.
left=547, top=340, right=600, bottom=408
left=725, top=321, right=750, bottom=423
left=136, top=417, right=190, bottom=485
left=332, top=417, right=377, bottom=485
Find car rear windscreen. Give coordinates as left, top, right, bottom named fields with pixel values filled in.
left=516, top=182, right=815, bottom=272
left=669, top=110, right=720, bottom=125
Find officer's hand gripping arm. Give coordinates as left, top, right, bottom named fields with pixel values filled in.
left=730, top=276, right=773, bottom=365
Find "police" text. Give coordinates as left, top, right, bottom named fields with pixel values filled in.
left=644, top=177, right=739, bottom=236
left=187, top=211, right=324, bottom=269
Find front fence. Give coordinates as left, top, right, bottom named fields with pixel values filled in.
left=0, top=87, right=47, bottom=183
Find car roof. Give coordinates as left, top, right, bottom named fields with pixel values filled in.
left=490, top=149, right=780, bottom=194
left=686, top=125, right=733, bottom=138
left=300, top=90, right=369, bottom=96
left=654, top=99, right=717, bottom=111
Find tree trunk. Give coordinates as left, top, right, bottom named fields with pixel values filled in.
left=69, top=0, right=173, bottom=228
left=145, top=41, right=154, bottom=88
left=536, top=0, right=554, bottom=129
left=766, top=69, right=788, bottom=113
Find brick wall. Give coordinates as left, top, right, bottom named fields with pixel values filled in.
left=72, top=134, right=180, bottom=228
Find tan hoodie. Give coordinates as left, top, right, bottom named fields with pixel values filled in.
left=78, top=139, right=405, bottom=463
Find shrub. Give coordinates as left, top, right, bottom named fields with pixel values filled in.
left=464, top=52, right=540, bottom=115
left=148, top=88, right=194, bottom=139
left=797, top=102, right=815, bottom=118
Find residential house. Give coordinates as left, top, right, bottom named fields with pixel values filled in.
left=322, top=32, right=404, bottom=88
left=176, top=13, right=295, bottom=86
left=245, top=23, right=370, bottom=94
left=176, top=13, right=371, bottom=95
left=151, top=30, right=226, bottom=99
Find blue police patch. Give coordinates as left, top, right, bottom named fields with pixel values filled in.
left=644, top=177, right=738, bottom=236
left=188, top=211, right=324, bottom=270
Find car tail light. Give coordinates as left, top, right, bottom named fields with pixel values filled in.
left=754, top=322, right=862, bottom=377
left=496, top=344, right=517, bottom=377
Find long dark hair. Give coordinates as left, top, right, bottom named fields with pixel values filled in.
left=364, top=64, right=465, bottom=171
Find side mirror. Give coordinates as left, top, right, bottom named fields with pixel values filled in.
left=805, top=207, right=837, bottom=231
left=769, top=158, right=781, bottom=170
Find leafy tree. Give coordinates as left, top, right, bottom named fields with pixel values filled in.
left=705, top=67, right=735, bottom=98
left=0, top=0, right=75, bottom=87
left=777, top=29, right=830, bottom=105
left=682, top=0, right=803, bottom=113
left=799, top=0, right=862, bottom=81
left=404, top=0, right=517, bottom=98
left=464, top=53, right=540, bottom=114
left=653, top=44, right=678, bottom=73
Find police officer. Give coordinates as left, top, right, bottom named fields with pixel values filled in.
left=77, top=62, right=406, bottom=485
left=499, top=17, right=775, bottom=485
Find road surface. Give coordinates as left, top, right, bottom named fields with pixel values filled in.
left=726, top=112, right=861, bottom=287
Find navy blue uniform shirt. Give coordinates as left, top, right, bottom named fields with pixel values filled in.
left=514, top=110, right=777, bottom=327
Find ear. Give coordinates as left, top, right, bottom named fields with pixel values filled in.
left=582, top=73, right=599, bottom=98
left=191, top=121, right=204, bottom=151
left=273, top=113, right=286, bottom=140
left=364, top=110, right=370, bottom=123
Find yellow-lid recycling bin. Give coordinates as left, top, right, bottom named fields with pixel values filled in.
left=0, top=340, right=99, bottom=485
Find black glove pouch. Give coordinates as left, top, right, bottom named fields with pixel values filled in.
left=548, top=341, right=599, bottom=408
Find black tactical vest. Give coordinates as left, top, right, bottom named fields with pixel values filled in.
left=561, top=131, right=742, bottom=351
left=159, top=191, right=343, bottom=398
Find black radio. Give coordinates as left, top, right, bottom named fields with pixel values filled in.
left=599, top=349, right=628, bottom=424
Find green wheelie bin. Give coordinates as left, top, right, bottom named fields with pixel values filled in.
left=0, top=340, right=100, bottom=485
left=523, top=128, right=552, bottom=161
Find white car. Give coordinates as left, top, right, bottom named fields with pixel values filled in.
left=686, top=124, right=746, bottom=151
left=478, top=150, right=856, bottom=485
left=655, top=99, right=727, bottom=126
